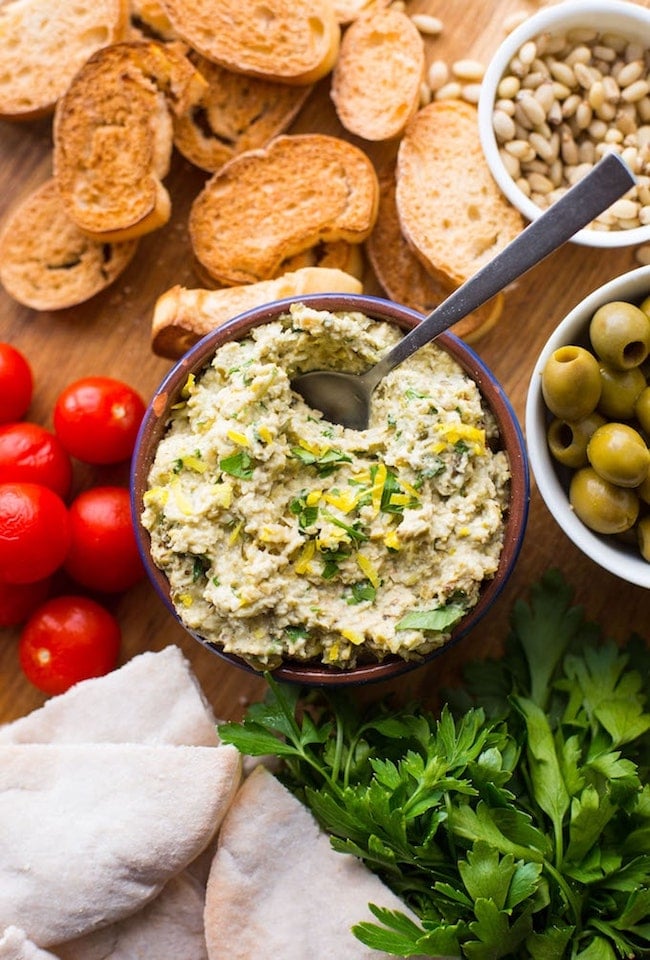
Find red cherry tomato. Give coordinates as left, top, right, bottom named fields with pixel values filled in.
left=18, top=594, right=121, bottom=694
left=0, top=422, right=73, bottom=499
left=0, top=482, right=70, bottom=584
left=0, top=576, right=51, bottom=628
left=53, top=376, right=146, bottom=464
left=0, top=343, right=33, bottom=423
left=65, top=486, right=145, bottom=593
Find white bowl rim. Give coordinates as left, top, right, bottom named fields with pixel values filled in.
left=525, top=264, right=650, bottom=587
left=478, top=0, right=650, bottom=250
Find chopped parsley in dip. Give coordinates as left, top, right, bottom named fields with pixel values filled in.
left=141, top=304, right=510, bottom=670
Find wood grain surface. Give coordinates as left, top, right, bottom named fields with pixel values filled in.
left=1, top=0, right=649, bottom=726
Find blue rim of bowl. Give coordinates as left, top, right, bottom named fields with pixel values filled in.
left=132, top=292, right=530, bottom=685
left=477, top=0, right=650, bottom=249
left=525, top=264, right=650, bottom=587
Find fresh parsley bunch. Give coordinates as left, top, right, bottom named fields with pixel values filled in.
left=219, top=570, right=650, bottom=959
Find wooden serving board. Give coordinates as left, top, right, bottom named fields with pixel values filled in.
left=1, top=0, right=649, bottom=726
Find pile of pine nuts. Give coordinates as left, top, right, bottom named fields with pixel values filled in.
left=491, top=27, right=650, bottom=232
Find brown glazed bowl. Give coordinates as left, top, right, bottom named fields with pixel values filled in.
left=131, top=293, right=529, bottom=685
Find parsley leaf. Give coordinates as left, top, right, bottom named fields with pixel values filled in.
left=220, top=450, right=253, bottom=479
left=219, top=571, right=650, bottom=960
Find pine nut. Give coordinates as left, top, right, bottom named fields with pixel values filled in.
left=503, top=10, right=529, bottom=34
left=622, top=79, right=650, bottom=103
left=461, top=83, right=482, bottom=105
left=427, top=60, right=449, bottom=93
left=493, top=109, right=516, bottom=142
left=434, top=81, right=462, bottom=101
left=451, top=59, right=485, bottom=82
left=410, top=13, right=443, bottom=35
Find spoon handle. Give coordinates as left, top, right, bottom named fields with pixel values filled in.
left=363, top=152, right=636, bottom=390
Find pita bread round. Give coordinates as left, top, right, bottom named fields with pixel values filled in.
left=0, top=927, right=59, bottom=960
left=54, top=873, right=208, bottom=960
left=204, top=766, right=414, bottom=959
left=0, top=742, right=240, bottom=947
left=0, top=647, right=218, bottom=747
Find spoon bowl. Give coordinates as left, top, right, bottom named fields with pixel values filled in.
left=292, top=153, right=635, bottom=429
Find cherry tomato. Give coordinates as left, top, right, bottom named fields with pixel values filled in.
left=53, top=376, right=146, bottom=464
left=0, top=343, right=33, bottom=423
left=65, top=486, right=145, bottom=593
left=0, top=576, right=51, bottom=628
left=0, top=482, right=70, bottom=584
left=18, top=594, right=121, bottom=694
left=0, top=422, right=73, bottom=498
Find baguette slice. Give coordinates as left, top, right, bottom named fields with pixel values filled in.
left=331, top=7, right=424, bottom=141
left=129, top=0, right=177, bottom=39
left=367, top=169, right=503, bottom=343
left=173, top=55, right=312, bottom=173
left=151, top=266, right=363, bottom=359
left=396, top=100, right=525, bottom=288
left=0, top=179, right=139, bottom=311
left=190, top=133, right=379, bottom=286
left=278, top=240, right=364, bottom=280
left=0, top=0, right=129, bottom=120
left=160, top=0, right=340, bottom=85
left=53, top=41, right=207, bottom=242
left=333, top=0, right=391, bottom=24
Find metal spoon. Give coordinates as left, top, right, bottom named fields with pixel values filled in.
left=292, top=152, right=635, bottom=430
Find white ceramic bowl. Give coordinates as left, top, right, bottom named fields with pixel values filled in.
left=478, top=0, right=650, bottom=249
left=526, top=264, right=650, bottom=587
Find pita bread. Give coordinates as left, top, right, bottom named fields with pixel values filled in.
left=0, top=928, right=59, bottom=960
left=0, top=742, right=241, bottom=947
left=204, top=766, right=415, bottom=959
left=54, top=873, right=207, bottom=960
left=0, top=646, right=218, bottom=747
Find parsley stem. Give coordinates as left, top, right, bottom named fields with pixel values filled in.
left=542, top=859, right=582, bottom=933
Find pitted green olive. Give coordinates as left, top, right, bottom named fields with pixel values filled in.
left=569, top=467, right=639, bottom=535
left=635, top=386, right=650, bottom=435
left=541, top=345, right=601, bottom=420
left=589, top=300, right=650, bottom=369
left=547, top=412, right=606, bottom=468
left=587, top=422, right=650, bottom=487
left=638, top=473, right=650, bottom=505
left=597, top=363, right=646, bottom=419
left=637, top=515, right=650, bottom=561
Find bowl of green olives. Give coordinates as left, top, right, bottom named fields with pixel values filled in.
left=526, top=264, right=650, bottom=587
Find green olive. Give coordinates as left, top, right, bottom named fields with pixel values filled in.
left=587, top=422, right=650, bottom=487
left=635, top=386, right=650, bottom=434
left=589, top=300, right=650, bottom=369
left=637, top=515, right=650, bottom=562
left=546, top=411, right=606, bottom=468
left=638, top=473, right=650, bottom=505
left=541, top=345, right=601, bottom=420
left=639, top=294, right=650, bottom=318
left=598, top=363, right=646, bottom=419
left=570, top=467, right=639, bottom=534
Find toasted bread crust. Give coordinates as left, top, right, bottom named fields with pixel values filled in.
left=173, top=55, right=312, bottom=172
left=151, top=267, right=363, bottom=358
left=331, top=8, right=424, bottom=141
left=159, top=0, right=340, bottom=85
left=189, top=133, right=379, bottom=286
left=396, top=100, right=525, bottom=288
left=53, top=41, right=207, bottom=241
left=0, top=0, right=129, bottom=120
left=0, top=179, right=139, bottom=311
left=367, top=169, right=503, bottom=343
